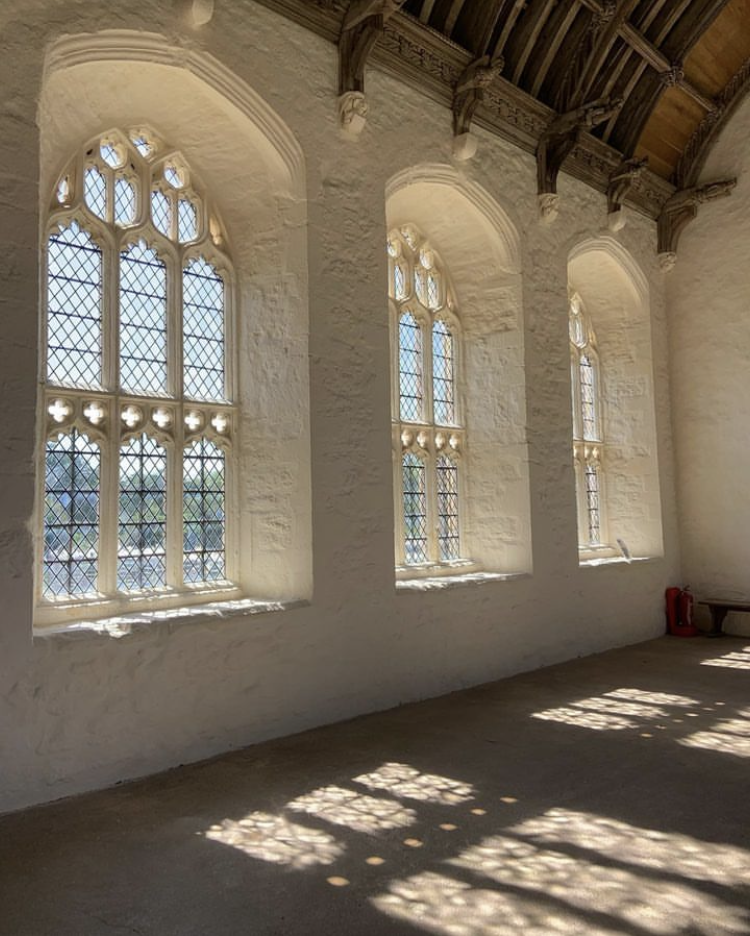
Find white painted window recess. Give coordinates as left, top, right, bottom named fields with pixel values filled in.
left=389, top=225, right=474, bottom=576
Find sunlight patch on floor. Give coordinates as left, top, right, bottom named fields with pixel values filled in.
left=371, top=809, right=750, bottom=935
left=204, top=812, right=344, bottom=868
left=679, top=711, right=750, bottom=758
left=701, top=648, right=750, bottom=670
left=352, top=762, right=475, bottom=805
left=531, top=687, right=699, bottom=731
left=287, top=784, right=417, bottom=832
left=508, top=809, right=750, bottom=886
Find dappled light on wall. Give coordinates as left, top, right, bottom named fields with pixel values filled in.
left=352, top=762, right=475, bottom=805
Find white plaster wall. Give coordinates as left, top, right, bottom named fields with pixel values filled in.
left=668, top=94, right=750, bottom=636
left=0, top=0, right=679, bottom=814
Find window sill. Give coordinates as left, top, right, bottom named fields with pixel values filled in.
left=33, top=595, right=309, bottom=641
left=578, top=555, right=660, bottom=569
left=397, top=570, right=530, bottom=593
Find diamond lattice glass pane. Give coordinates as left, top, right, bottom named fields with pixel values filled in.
left=119, top=241, right=167, bottom=394
left=580, top=353, right=597, bottom=441
left=178, top=198, right=198, bottom=242
left=399, top=313, right=423, bottom=422
left=433, top=320, right=455, bottom=425
left=414, top=268, right=428, bottom=306
left=427, top=273, right=440, bottom=310
left=151, top=189, right=171, bottom=238
left=183, top=439, right=226, bottom=583
left=118, top=434, right=167, bottom=590
left=183, top=257, right=226, bottom=401
left=114, top=176, right=136, bottom=226
left=394, top=262, right=407, bottom=300
left=402, top=453, right=427, bottom=564
left=131, top=134, right=153, bottom=158
left=47, top=222, right=102, bottom=387
left=100, top=142, right=124, bottom=168
left=43, top=430, right=100, bottom=597
left=585, top=462, right=601, bottom=545
left=437, top=455, right=460, bottom=561
left=84, top=166, right=107, bottom=219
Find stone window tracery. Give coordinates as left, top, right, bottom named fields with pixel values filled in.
left=38, top=128, right=234, bottom=621
left=569, top=293, right=605, bottom=550
left=388, top=226, right=465, bottom=570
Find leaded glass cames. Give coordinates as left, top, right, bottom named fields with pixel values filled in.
left=389, top=226, right=464, bottom=568
left=40, top=128, right=234, bottom=613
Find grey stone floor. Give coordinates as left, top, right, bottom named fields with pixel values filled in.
left=1, top=636, right=749, bottom=936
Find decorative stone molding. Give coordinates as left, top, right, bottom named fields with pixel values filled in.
left=337, top=0, right=405, bottom=129
left=657, top=178, right=737, bottom=268
left=657, top=251, right=677, bottom=274
left=537, top=97, right=623, bottom=221
left=538, top=192, right=560, bottom=225
left=338, top=90, right=369, bottom=136
left=452, top=55, right=503, bottom=161
left=607, top=156, right=647, bottom=231
left=189, top=0, right=215, bottom=26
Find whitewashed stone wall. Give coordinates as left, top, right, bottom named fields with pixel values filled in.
left=669, top=94, right=750, bottom=636
left=0, top=0, right=677, bottom=814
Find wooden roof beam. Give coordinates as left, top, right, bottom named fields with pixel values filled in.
left=511, top=0, right=558, bottom=86
left=578, top=0, right=716, bottom=111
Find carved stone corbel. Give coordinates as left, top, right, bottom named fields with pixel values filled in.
left=657, top=178, right=737, bottom=270
left=338, top=0, right=405, bottom=135
left=452, top=55, right=503, bottom=161
left=606, top=156, right=647, bottom=231
left=536, top=96, right=623, bottom=223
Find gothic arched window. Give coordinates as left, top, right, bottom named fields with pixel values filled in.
left=388, top=226, right=464, bottom=569
left=569, top=293, right=605, bottom=549
left=38, top=128, right=234, bottom=621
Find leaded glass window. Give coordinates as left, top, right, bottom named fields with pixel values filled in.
left=38, top=128, right=235, bottom=620
left=389, top=226, right=464, bottom=568
left=569, top=293, right=605, bottom=550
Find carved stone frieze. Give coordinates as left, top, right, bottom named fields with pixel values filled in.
left=607, top=156, right=648, bottom=230
left=536, top=97, right=623, bottom=220
left=252, top=0, right=676, bottom=220
left=452, top=55, right=503, bottom=160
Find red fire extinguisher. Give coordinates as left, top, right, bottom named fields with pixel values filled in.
left=665, top=587, right=681, bottom=632
left=665, top=586, right=698, bottom=636
left=679, top=586, right=694, bottom=629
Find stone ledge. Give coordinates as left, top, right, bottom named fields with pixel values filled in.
left=33, top=597, right=310, bottom=641
left=579, top=555, right=661, bottom=569
left=396, top=571, right=530, bottom=593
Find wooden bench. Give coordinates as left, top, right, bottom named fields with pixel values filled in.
left=699, top=599, right=750, bottom=637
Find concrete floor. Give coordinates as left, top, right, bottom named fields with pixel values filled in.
left=1, top=636, right=749, bottom=936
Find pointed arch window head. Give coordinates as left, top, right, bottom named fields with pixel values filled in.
left=38, top=127, right=235, bottom=623
left=389, top=225, right=467, bottom=572
left=569, top=293, right=606, bottom=551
